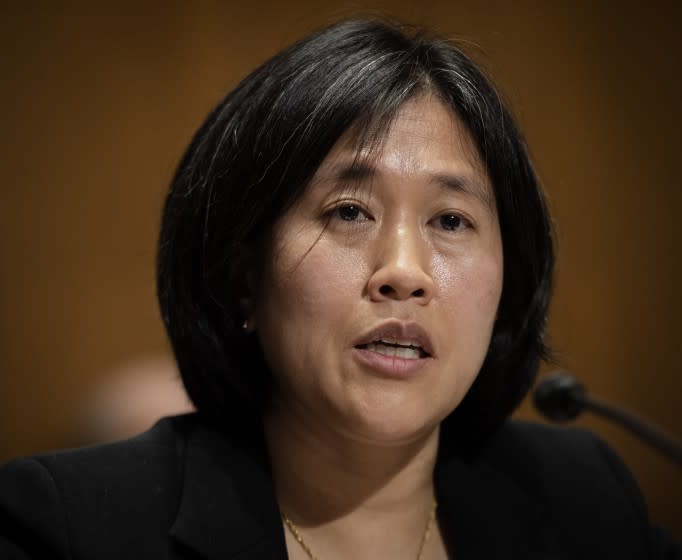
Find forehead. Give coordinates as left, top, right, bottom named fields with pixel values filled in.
left=310, top=96, right=495, bottom=210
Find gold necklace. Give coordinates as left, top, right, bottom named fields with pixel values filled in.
left=282, top=499, right=438, bottom=560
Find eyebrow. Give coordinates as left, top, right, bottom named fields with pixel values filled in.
left=324, top=161, right=376, bottom=183
left=431, top=172, right=496, bottom=213
left=313, top=161, right=496, bottom=212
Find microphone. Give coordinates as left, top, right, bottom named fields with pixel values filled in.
left=533, top=371, right=682, bottom=467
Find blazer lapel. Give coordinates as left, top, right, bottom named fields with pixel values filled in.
left=436, top=451, right=558, bottom=559
left=169, top=418, right=288, bottom=560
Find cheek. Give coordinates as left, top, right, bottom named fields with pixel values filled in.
left=256, top=239, right=372, bottom=408
left=256, top=239, right=369, bottom=369
left=271, top=243, right=367, bottom=316
left=431, top=249, right=503, bottom=377
left=471, top=256, right=504, bottom=317
left=431, top=252, right=502, bottom=405
left=434, top=251, right=502, bottom=312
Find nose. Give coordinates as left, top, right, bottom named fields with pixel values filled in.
left=367, top=223, right=435, bottom=304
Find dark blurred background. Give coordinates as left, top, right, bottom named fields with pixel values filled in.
left=1, top=0, right=680, bottom=536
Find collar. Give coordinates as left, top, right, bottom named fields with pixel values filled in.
left=169, top=415, right=556, bottom=559
left=169, top=415, right=288, bottom=559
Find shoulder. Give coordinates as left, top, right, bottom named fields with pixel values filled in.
left=482, top=420, right=649, bottom=516
left=480, top=421, right=672, bottom=556
left=482, top=421, right=643, bottom=498
left=483, top=419, right=627, bottom=473
left=0, top=414, right=195, bottom=559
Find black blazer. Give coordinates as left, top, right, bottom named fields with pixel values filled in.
left=0, top=413, right=679, bottom=559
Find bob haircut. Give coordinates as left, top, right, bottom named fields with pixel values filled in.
left=157, top=18, right=553, bottom=450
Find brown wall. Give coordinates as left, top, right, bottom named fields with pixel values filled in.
left=1, top=1, right=680, bottom=535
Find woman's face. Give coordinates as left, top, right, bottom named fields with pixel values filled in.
left=254, top=96, right=503, bottom=445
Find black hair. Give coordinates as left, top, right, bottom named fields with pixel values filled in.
left=157, top=18, right=553, bottom=450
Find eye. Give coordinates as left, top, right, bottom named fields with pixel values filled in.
left=332, top=204, right=369, bottom=222
left=437, top=213, right=469, bottom=231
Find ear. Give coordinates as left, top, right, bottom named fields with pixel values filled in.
left=231, top=244, right=259, bottom=333
left=239, top=298, right=257, bottom=333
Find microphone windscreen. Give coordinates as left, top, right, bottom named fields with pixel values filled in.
left=533, top=371, right=586, bottom=422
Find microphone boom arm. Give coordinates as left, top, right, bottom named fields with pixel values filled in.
left=581, top=394, right=682, bottom=466
left=533, top=371, right=682, bottom=468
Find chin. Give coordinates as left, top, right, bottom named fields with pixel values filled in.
left=338, top=404, right=446, bottom=447
left=332, top=378, right=469, bottom=445
left=348, top=422, right=440, bottom=448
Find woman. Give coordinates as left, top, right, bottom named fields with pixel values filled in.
left=0, top=18, right=677, bottom=559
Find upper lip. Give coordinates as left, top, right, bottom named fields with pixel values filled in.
left=354, top=320, right=435, bottom=357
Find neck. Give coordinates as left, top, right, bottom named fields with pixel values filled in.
left=263, top=404, right=443, bottom=559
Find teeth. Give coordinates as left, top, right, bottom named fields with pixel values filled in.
left=376, top=337, right=420, bottom=347
left=365, top=342, right=421, bottom=359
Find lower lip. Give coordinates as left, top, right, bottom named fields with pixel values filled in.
left=352, top=347, right=432, bottom=378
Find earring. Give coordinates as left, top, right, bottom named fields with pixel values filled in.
left=242, top=319, right=249, bottom=332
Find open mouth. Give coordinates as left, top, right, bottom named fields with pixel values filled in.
left=355, top=339, right=430, bottom=359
